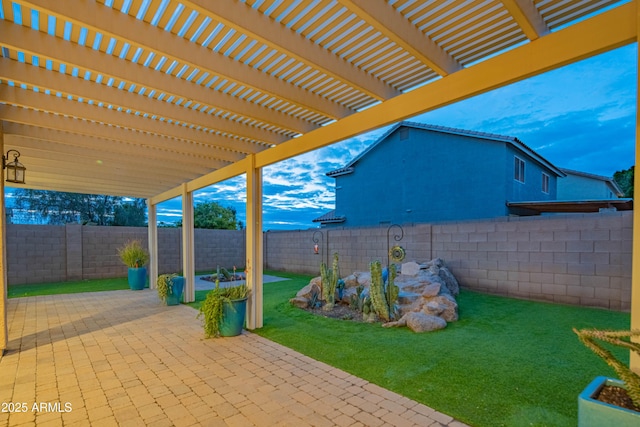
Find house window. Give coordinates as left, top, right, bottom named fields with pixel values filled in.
left=514, top=156, right=525, bottom=183
left=542, top=173, right=550, bottom=194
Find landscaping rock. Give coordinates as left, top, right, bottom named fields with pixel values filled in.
left=296, top=282, right=320, bottom=299
left=290, top=297, right=310, bottom=309
left=406, top=312, right=447, bottom=332
left=401, top=261, right=421, bottom=276
left=383, top=312, right=447, bottom=332
left=292, top=257, right=460, bottom=333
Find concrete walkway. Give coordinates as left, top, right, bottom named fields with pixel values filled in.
left=0, top=290, right=469, bottom=427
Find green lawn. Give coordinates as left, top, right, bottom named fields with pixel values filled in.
left=200, top=271, right=630, bottom=427
left=8, top=277, right=131, bottom=298
left=10, top=271, right=631, bottom=426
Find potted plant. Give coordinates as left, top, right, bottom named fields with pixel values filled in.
left=117, top=240, right=149, bottom=290
left=573, top=328, right=640, bottom=426
left=198, top=282, right=249, bottom=338
left=156, top=273, right=185, bottom=306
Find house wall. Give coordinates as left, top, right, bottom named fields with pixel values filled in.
left=335, top=128, right=510, bottom=227
left=505, top=145, right=557, bottom=202
left=557, top=173, right=616, bottom=200
left=6, top=212, right=631, bottom=311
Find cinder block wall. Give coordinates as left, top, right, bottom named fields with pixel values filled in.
left=264, top=212, right=632, bottom=311
left=6, top=225, right=246, bottom=284
left=6, top=212, right=632, bottom=311
left=430, top=212, right=632, bottom=311
left=263, top=224, right=432, bottom=275
left=6, top=224, right=67, bottom=284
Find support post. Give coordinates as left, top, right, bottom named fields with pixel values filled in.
left=182, top=184, right=195, bottom=303
left=245, top=154, right=263, bottom=329
left=147, top=199, right=158, bottom=289
left=0, top=122, right=7, bottom=356
left=631, top=0, right=640, bottom=374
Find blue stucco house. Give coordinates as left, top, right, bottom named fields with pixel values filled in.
left=314, top=121, right=567, bottom=227
left=557, top=168, right=623, bottom=200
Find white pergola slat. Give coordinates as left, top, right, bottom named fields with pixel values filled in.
left=0, top=0, right=637, bottom=372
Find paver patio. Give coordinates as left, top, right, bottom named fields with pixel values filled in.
left=0, top=290, right=469, bottom=426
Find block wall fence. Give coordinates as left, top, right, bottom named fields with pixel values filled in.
left=6, top=211, right=632, bottom=311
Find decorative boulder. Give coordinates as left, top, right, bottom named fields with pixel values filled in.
left=426, top=258, right=460, bottom=296
left=400, top=261, right=421, bottom=276
left=290, top=297, right=310, bottom=309
left=383, top=312, right=447, bottom=332
left=292, top=258, right=460, bottom=333
left=295, top=282, right=320, bottom=299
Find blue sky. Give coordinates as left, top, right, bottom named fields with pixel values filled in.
left=157, top=44, right=637, bottom=230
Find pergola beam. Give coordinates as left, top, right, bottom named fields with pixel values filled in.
left=183, top=0, right=400, bottom=101
left=340, top=0, right=462, bottom=76
left=0, top=19, right=313, bottom=136
left=501, top=0, right=550, bottom=40
left=255, top=0, right=635, bottom=169
left=0, top=107, right=239, bottom=165
left=3, top=122, right=226, bottom=171
left=0, top=87, right=248, bottom=162
left=0, top=59, right=288, bottom=146
left=15, top=0, right=352, bottom=122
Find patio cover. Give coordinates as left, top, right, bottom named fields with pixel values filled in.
left=0, top=0, right=638, bottom=370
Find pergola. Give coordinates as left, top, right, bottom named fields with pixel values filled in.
left=0, top=0, right=637, bottom=369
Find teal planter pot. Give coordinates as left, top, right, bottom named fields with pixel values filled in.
left=127, top=267, right=147, bottom=290
left=578, top=376, right=640, bottom=427
left=220, top=297, right=248, bottom=337
left=165, top=276, right=184, bottom=306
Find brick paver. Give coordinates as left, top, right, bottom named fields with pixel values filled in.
left=0, top=290, right=470, bottom=426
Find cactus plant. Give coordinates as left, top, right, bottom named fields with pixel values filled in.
left=573, top=328, right=640, bottom=408
left=350, top=284, right=365, bottom=310
left=321, top=252, right=340, bottom=310
left=369, top=261, right=400, bottom=322
left=369, top=261, right=389, bottom=321
left=386, top=264, right=400, bottom=321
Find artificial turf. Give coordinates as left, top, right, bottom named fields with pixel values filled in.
left=10, top=271, right=631, bottom=426
left=235, top=272, right=630, bottom=427
left=7, top=277, right=130, bottom=298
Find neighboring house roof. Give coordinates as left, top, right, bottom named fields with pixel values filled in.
left=326, top=121, right=566, bottom=177
left=559, top=168, right=624, bottom=197
left=312, top=210, right=345, bottom=224
left=507, top=199, right=633, bottom=213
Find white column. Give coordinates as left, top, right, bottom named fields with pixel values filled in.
left=182, top=184, right=195, bottom=303
left=0, top=122, right=7, bottom=355
left=147, top=199, right=158, bottom=289
left=245, top=154, right=263, bottom=329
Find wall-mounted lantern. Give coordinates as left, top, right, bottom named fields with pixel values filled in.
left=3, top=150, right=26, bottom=184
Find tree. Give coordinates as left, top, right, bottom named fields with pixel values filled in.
left=12, top=189, right=146, bottom=226
left=613, top=166, right=634, bottom=198
left=176, top=202, right=241, bottom=229
left=112, top=198, right=147, bottom=226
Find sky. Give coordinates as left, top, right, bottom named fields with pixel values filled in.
left=155, top=43, right=638, bottom=230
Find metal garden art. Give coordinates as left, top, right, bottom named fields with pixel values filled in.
left=387, top=224, right=406, bottom=265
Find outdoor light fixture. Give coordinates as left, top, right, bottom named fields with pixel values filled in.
left=3, top=149, right=26, bottom=184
